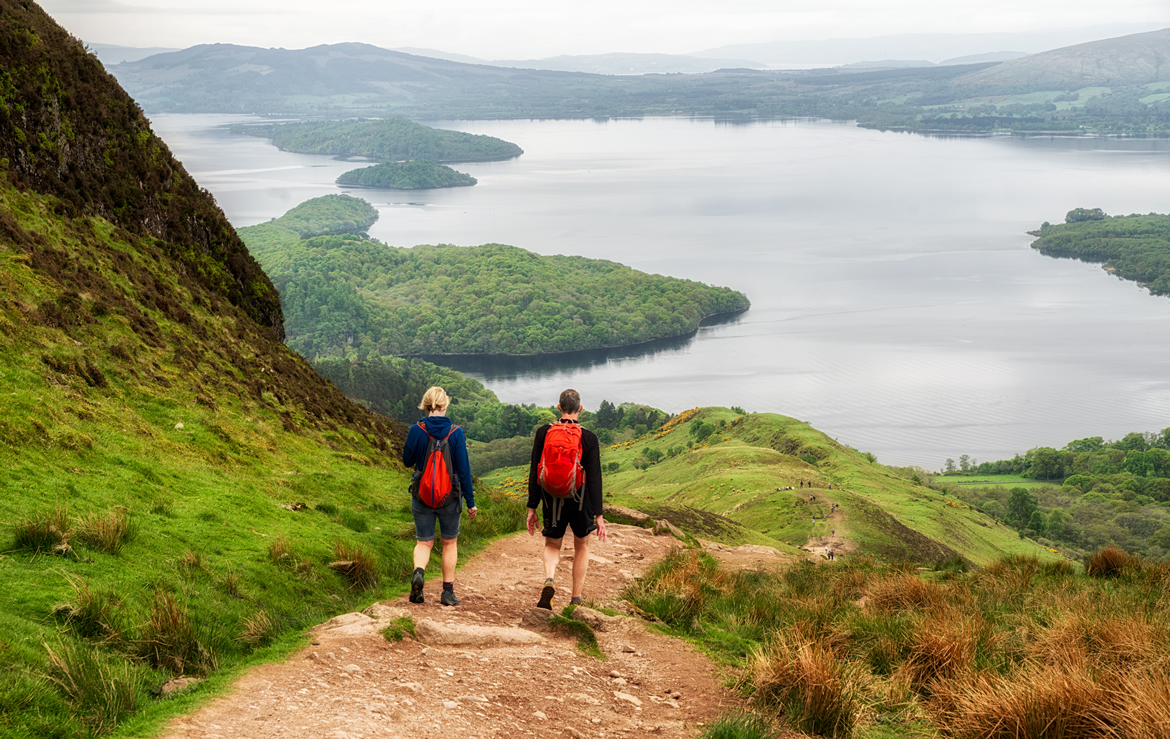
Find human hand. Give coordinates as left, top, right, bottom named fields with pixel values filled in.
left=595, top=516, right=608, bottom=543
left=526, top=508, right=538, bottom=535
left=468, top=506, right=478, bottom=520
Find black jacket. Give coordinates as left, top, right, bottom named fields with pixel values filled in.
left=527, top=420, right=603, bottom=515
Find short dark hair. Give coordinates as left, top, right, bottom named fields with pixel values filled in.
left=558, top=388, right=581, bottom=414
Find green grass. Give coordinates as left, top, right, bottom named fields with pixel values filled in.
left=940, top=474, right=1049, bottom=488
left=0, top=181, right=526, bottom=738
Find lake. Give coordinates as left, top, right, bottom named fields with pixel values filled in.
left=150, top=114, right=1170, bottom=469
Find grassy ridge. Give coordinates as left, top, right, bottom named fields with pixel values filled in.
left=0, top=181, right=526, bottom=738
left=486, top=408, right=1049, bottom=565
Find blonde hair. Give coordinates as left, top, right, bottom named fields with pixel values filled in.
left=418, top=386, right=449, bottom=413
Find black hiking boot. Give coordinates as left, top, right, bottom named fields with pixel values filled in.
left=537, top=578, right=555, bottom=610
left=410, top=568, right=425, bottom=604
left=440, top=589, right=461, bottom=606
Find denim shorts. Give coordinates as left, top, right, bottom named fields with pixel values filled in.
left=412, top=495, right=462, bottom=542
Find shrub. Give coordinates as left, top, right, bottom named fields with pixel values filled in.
left=1085, top=546, right=1136, bottom=578
left=44, top=640, right=141, bottom=734
left=74, top=508, right=134, bottom=554
left=750, top=637, right=859, bottom=737
left=329, top=540, right=379, bottom=590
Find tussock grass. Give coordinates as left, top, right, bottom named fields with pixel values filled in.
left=1086, top=545, right=1137, bottom=578
left=53, top=574, right=124, bottom=645
left=238, top=610, right=277, bottom=647
left=330, top=540, right=379, bottom=590
left=12, top=506, right=71, bottom=554
left=44, top=640, right=142, bottom=734
left=74, top=507, right=134, bottom=554
left=628, top=545, right=1170, bottom=738
left=137, top=590, right=214, bottom=676
left=749, top=636, right=860, bottom=737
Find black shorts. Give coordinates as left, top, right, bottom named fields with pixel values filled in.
left=541, top=494, right=595, bottom=540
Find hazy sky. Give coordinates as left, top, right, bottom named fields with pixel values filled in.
left=41, top=0, right=1170, bottom=59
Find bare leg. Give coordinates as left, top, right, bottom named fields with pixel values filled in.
left=413, top=539, right=434, bottom=569
left=441, top=537, right=458, bottom=582
left=571, top=535, right=592, bottom=598
left=544, top=536, right=564, bottom=580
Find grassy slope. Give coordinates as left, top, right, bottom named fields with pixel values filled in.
left=0, top=182, right=524, bottom=739
left=484, top=408, right=1050, bottom=565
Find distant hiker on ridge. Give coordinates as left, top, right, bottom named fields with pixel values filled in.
left=527, top=388, right=606, bottom=609
left=402, top=386, right=476, bottom=606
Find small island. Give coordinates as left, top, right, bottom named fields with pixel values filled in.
left=234, top=117, right=523, bottom=163
left=337, top=159, right=477, bottom=190
left=239, top=196, right=751, bottom=359
left=1030, top=208, right=1170, bottom=296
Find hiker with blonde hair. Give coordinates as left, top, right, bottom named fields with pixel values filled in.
left=402, top=386, right=475, bottom=606
left=527, top=388, right=606, bottom=609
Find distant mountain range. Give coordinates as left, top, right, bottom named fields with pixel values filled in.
left=393, top=48, right=765, bottom=75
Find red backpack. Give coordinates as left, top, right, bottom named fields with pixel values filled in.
left=538, top=422, right=586, bottom=520
left=414, top=422, right=460, bottom=508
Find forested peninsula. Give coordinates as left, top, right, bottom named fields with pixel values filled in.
left=238, top=196, right=749, bottom=358
left=235, top=117, right=523, bottom=162
left=337, top=160, right=477, bottom=189
left=1030, top=208, right=1170, bottom=295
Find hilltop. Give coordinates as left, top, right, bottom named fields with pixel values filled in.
left=956, top=27, right=1170, bottom=88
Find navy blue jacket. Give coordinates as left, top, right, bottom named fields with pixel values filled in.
left=402, top=416, right=475, bottom=509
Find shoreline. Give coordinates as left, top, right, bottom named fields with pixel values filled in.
left=401, top=306, right=749, bottom=360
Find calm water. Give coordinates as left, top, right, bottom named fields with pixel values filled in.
left=151, top=114, right=1170, bottom=469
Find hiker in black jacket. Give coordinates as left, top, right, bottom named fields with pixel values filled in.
left=527, top=389, right=607, bottom=610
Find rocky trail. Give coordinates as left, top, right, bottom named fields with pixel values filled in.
left=160, top=524, right=780, bottom=739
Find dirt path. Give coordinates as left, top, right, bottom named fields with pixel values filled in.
left=800, top=489, right=857, bottom=562
left=160, top=525, right=741, bottom=739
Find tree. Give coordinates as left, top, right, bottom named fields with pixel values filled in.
left=959, top=454, right=971, bottom=472
left=944, top=458, right=957, bottom=474
left=1027, top=447, right=1065, bottom=480
left=1065, top=207, right=1106, bottom=223
left=1007, top=487, right=1038, bottom=527
left=1027, top=510, right=1046, bottom=537
left=595, top=399, right=617, bottom=429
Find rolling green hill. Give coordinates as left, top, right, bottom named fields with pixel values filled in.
left=0, top=5, right=522, bottom=737
left=485, top=408, right=1053, bottom=565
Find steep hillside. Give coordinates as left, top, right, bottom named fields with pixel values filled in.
left=0, top=5, right=521, bottom=738
left=486, top=408, right=1053, bottom=565
left=956, top=27, right=1170, bottom=88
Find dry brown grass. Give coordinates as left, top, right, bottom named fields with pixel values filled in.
left=238, top=609, right=277, bottom=646
left=138, top=590, right=212, bottom=675
left=267, top=534, right=298, bottom=568
left=866, top=572, right=943, bottom=613
left=750, top=636, right=861, bottom=738
left=902, top=608, right=986, bottom=690
left=929, top=666, right=1112, bottom=739
left=1086, top=546, right=1138, bottom=579
left=1105, top=669, right=1170, bottom=739
left=12, top=506, right=71, bottom=554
